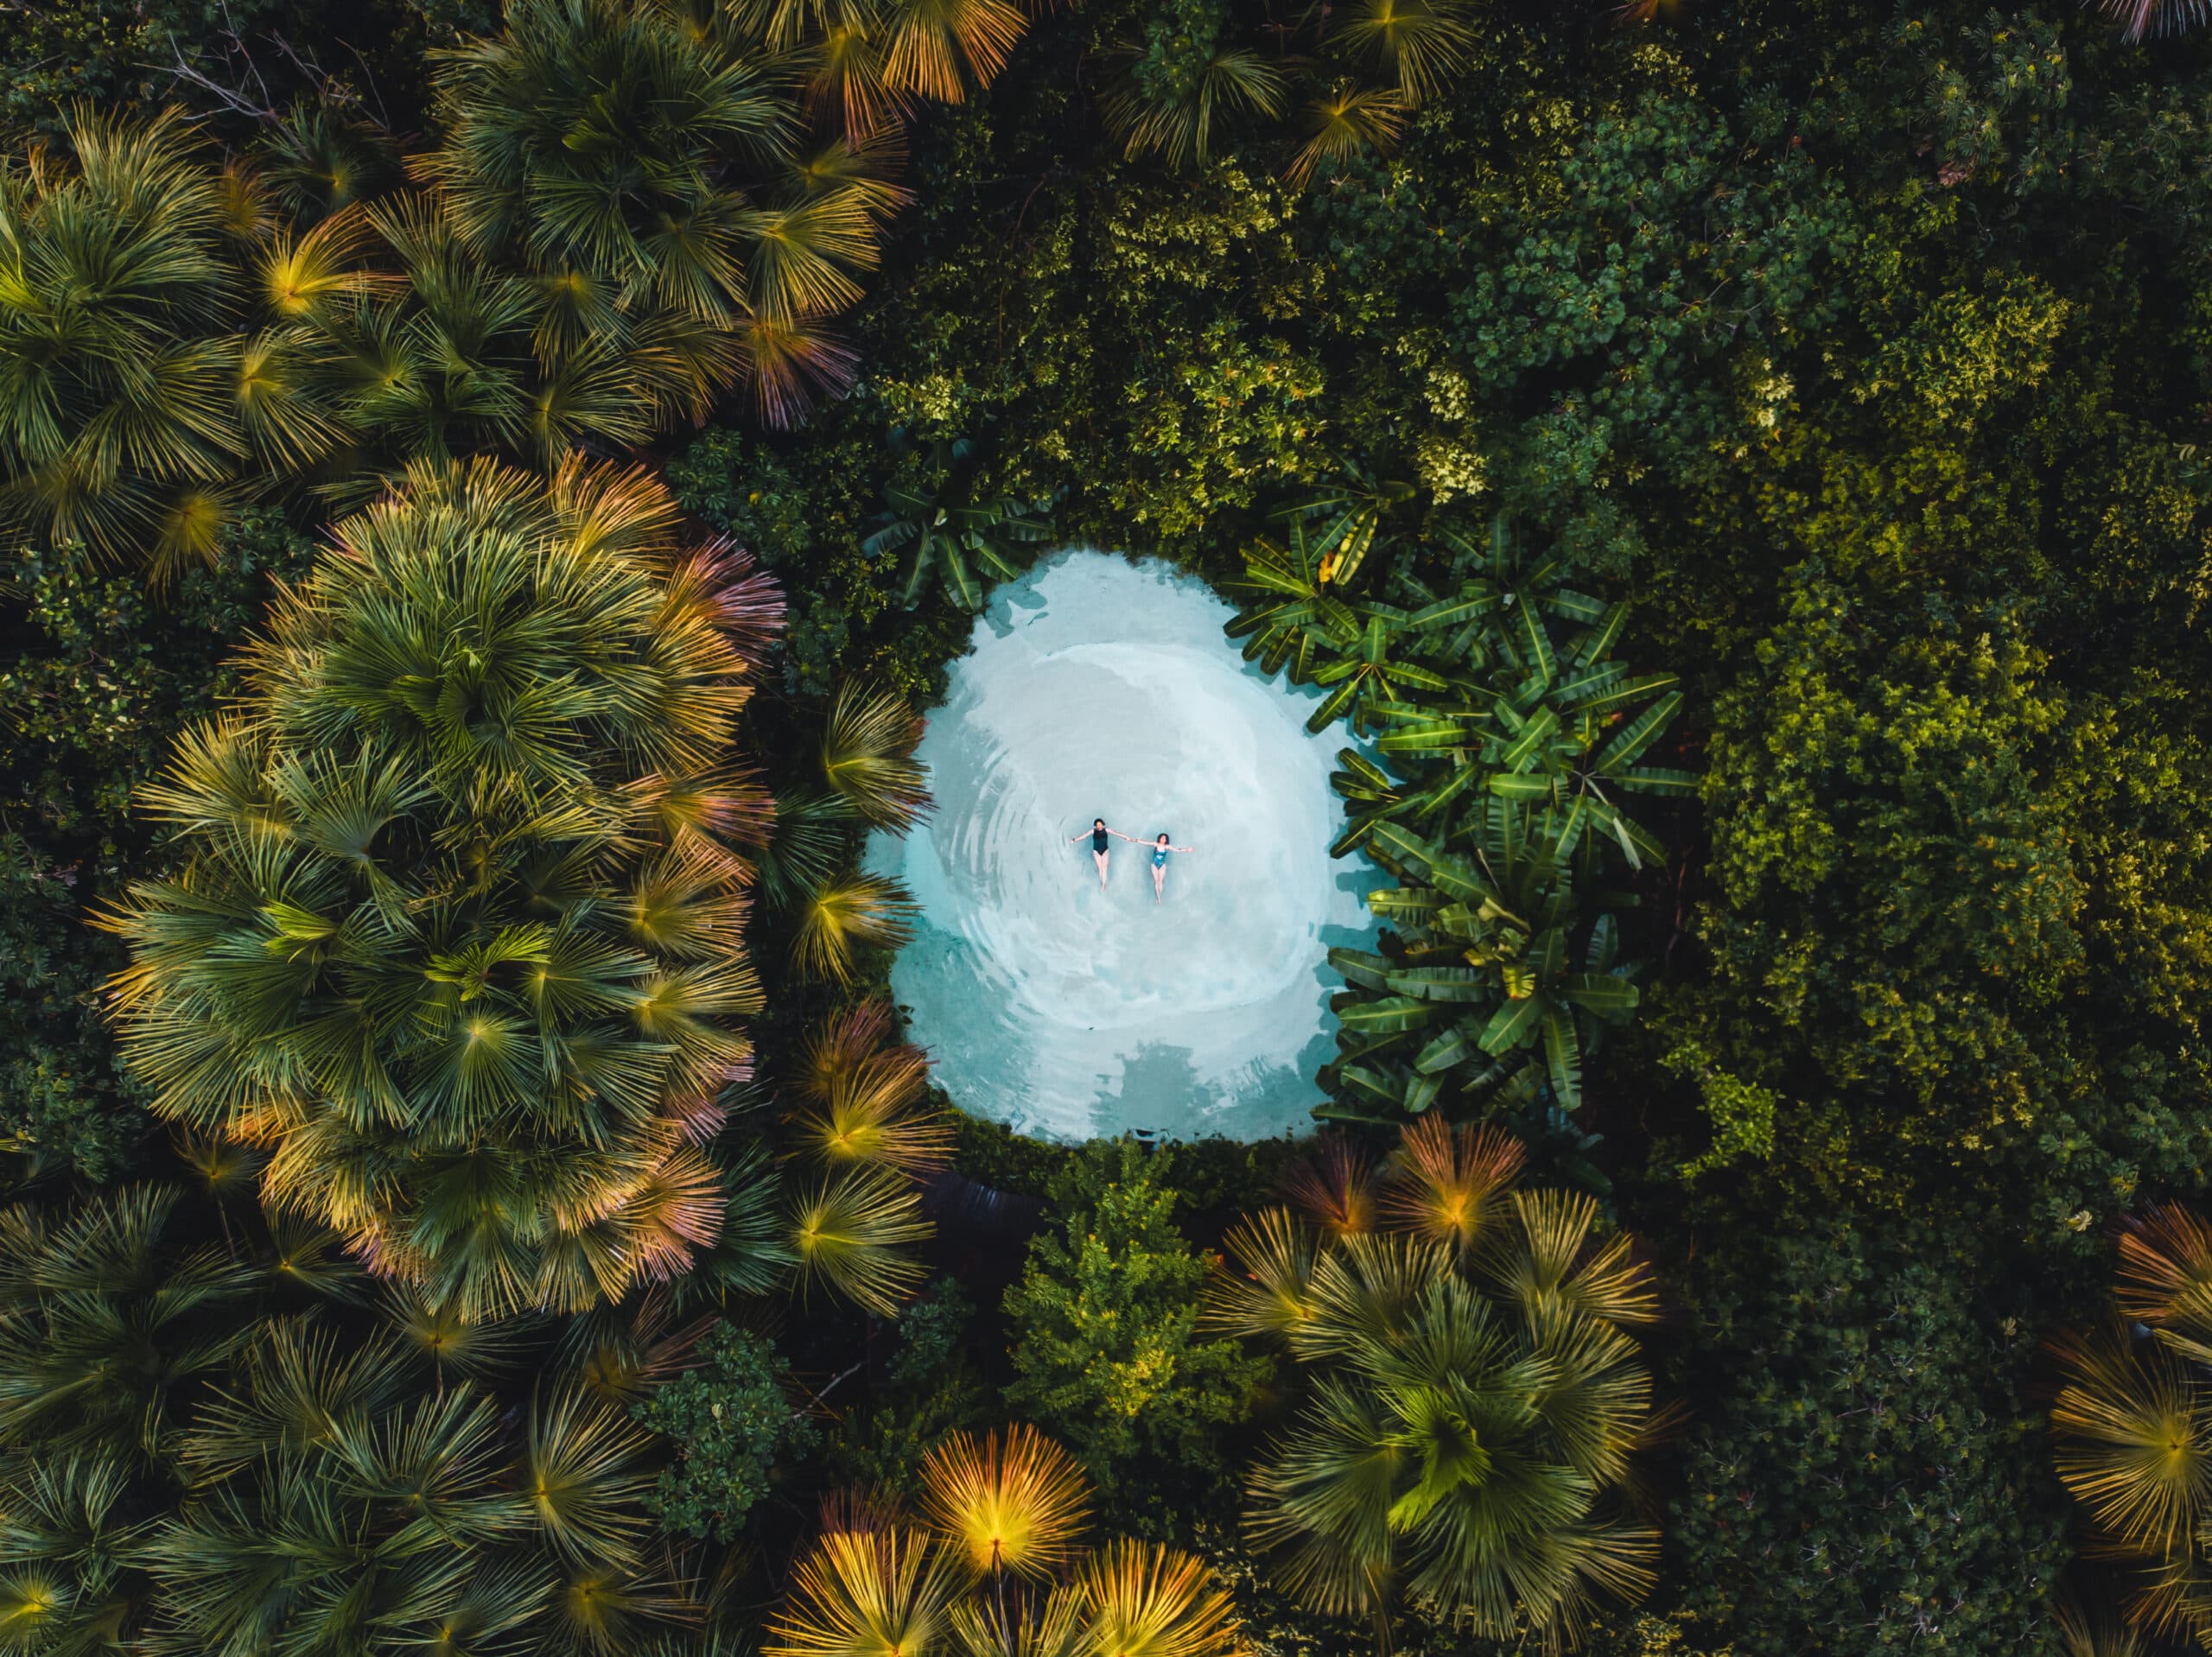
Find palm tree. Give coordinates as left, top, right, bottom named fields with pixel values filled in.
left=786, top=1167, right=931, bottom=1315
left=0, top=1186, right=259, bottom=1469
left=421, top=0, right=894, bottom=424
left=821, top=680, right=932, bottom=830
left=789, top=1001, right=950, bottom=1173
left=791, top=871, right=921, bottom=984
left=919, top=1425, right=1090, bottom=1580
left=1099, top=45, right=1286, bottom=169
left=0, top=111, right=340, bottom=577
left=1285, top=84, right=1404, bottom=188
left=1325, top=0, right=1471, bottom=105
left=1075, top=1540, right=1244, bottom=1657
left=1210, top=1123, right=1661, bottom=1641
left=145, top=1315, right=684, bottom=1657
left=0, top=1455, right=156, bottom=1655
left=766, top=1522, right=961, bottom=1657
left=2051, top=1205, right=2212, bottom=1644
left=104, top=458, right=777, bottom=1321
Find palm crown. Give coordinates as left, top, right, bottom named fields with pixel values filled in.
left=104, top=456, right=783, bottom=1321
left=1209, top=1120, right=1661, bottom=1641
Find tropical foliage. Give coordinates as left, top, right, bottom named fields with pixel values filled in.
left=103, top=458, right=780, bottom=1319
left=1230, top=513, right=1684, bottom=1121
left=767, top=1425, right=1244, bottom=1657
left=1003, top=1139, right=1272, bottom=1495
left=1211, top=1119, right=1661, bottom=1640
left=2052, top=1206, right=2212, bottom=1645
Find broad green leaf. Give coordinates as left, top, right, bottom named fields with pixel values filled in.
left=1337, top=995, right=1440, bottom=1034
left=1414, top=1021, right=1484, bottom=1074
left=1594, top=689, right=1684, bottom=773
left=1326, top=947, right=1395, bottom=991
left=1557, top=973, right=1638, bottom=1020
left=1479, top=994, right=1541, bottom=1053
left=1384, top=965, right=1491, bottom=1003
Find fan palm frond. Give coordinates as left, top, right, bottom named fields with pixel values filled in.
left=791, top=872, right=920, bottom=984
left=787, top=1167, right=931, bottom=1315
left=821, top=680, right=932, bottom=831
left=1074, top=1540, right=1243, bottom=1657
left=790, top=1003, right=949, bottom=1173
left=1284, top=85, right=1404, bottom=188
left=1329, top=0, right=1470, bottom=105
left=1206, top=1208, right=1319, bottom=1342
left=2053, top=1324, right=2212, bottom=1555
left=766, top=1525, right=960, bottom=1657
left=918, top=1425, right=1091, bottom=1580
left=1379, top=1115, right=1522, bottom=1259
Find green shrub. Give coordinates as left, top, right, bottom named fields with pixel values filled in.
left=1669, top=1216, right=2070, bottom=1655
left=1002, top=1139, right=1271, bottom=1499
left=634, top=1324, right=820, bottom=1544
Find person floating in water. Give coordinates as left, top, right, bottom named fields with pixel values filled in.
left=1147, top=832, right=1195, bottom=904
left=1069, top=817, right=1136, bottom=891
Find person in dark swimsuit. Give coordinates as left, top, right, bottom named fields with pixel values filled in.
left=1147, top=831, right=1196, bottom=904
left=1068, top=817, right=1135, bottom=891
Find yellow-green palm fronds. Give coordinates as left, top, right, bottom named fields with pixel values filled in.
left=791, top=871, right=920, bottom=984
left=1074, top=1540, right=1244, bottom=1657
left=918, top=1425, right=1091, bottom=1579
left=766, top=1523, right=961, bottom=1657
left=790, top=1003, right=949, bottom=1173
left=787, top=1165, right=931, bottom=1315
left=2051, top=1323, right=2212, bottom=1557
left=822, top=679, right=932, bottom=830
left=1284, top=84, right=1403, bottom=189
left=1205, top=1207, right=1319, bottom=1342
left=1488, top=1189, right=1661, bottom=1329
left=1329, top=0, right=1471, bottom=106
left=879, top=0, right=1029, bottom=104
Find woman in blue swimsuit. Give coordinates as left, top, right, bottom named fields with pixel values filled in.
left=1068, top=817, right=1136, bottom=891
left=1147, top=832, right=1195, bottom=904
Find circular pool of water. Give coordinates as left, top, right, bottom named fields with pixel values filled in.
left=865, top=550, right=1377, bottom=1143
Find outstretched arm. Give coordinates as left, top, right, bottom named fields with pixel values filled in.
left=1068, top=830, right=1091, bottom=842
left=1109, top=828, right=1141, bottom=842
left=1168, top=843, right=1196, bottom=854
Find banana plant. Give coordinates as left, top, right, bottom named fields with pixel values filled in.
left=862, top=435, right=1058, bottom=612
left=1223, top=518, right=1361, bottom=682
left=1298, top=456, right=1421, bottom=589
left=1321, top=803, right=1643, bottom=1120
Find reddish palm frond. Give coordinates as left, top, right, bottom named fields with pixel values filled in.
left=1281, top=1135, right=1375, bottom=1237
left=1379, top=1115, right=1522, bottom=1257
left=2120, top=1205, right=2212, bottom=1337
left=741, top=313, right=861, bottom=428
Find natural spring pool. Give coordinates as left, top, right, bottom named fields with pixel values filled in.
left=864, top=549, right=1377, bottom=1142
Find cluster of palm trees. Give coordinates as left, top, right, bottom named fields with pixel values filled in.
left=0, top=1180, right=721, bottom=1656
left=1229, top=504, right=1689, bottom=1121
left=1207, top=1117, right=1663, bottom=1642
left=1093, top=0, right=1474, bottom=180
left=102, top=457, right=817, bottom=1321
left=766, top=1424, right=1244, bottom=1656
left=0, top=0, right=1039, bottom=580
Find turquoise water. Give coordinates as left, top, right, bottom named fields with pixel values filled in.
left=865, top=550, right=1378, bottom=1142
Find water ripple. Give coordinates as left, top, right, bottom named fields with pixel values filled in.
left=865, top=550, right=1378, bottom=1143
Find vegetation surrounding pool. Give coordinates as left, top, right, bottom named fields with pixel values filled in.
left=3, top=1, right=2212, bottom=1654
